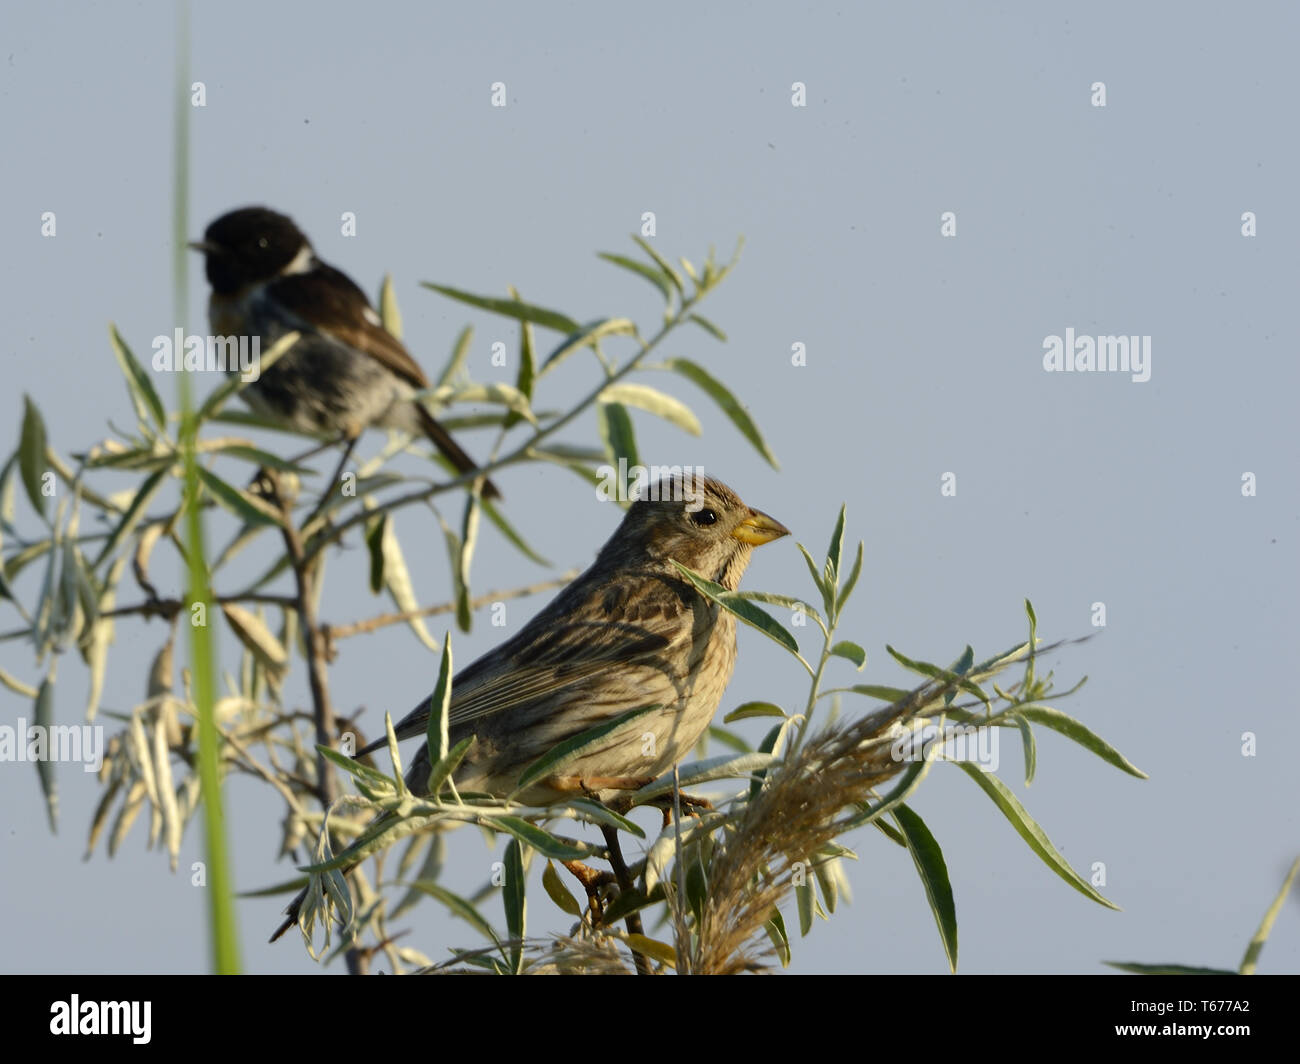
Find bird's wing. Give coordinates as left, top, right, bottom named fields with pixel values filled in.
left=365, top=574, right=700, bottom=754
left=268, top=265, right=431, bottom=389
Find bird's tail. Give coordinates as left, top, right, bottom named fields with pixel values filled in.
left=415, top=405, right=501, bottom=499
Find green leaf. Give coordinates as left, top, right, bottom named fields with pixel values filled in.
left=424, top=736, right=475, bottom=800
left=196, top=466, right=281, bottom=526
left=513, top=705, right=663, bottom=795
left=365, top=514, right=386, bottom=594
left=599, top=383, right=701, bottom=436
left=18, top=396, right=49, bottom=519
left=378, top=274, right=403, bottom=338
left=1012, top=713, right=1037, bottom=785
left=108, top=324, right=166, bottom=433
left=952, top=760, right=1119, bottom=910
left=670, top=561, right=805, bottom=667
left=405, top=880, right=501, bottom=945
left=503, top=838, right=526, bottom=973
left=795, top=879, right=815, bottom=936
left=824, top=504, right=846, bottom=592
left=542, top=860, right=582, bottom=917
left=723, top=701, right=787, bottom=723
left=764, top=910, right=792, bottom=967
left=200, top=443, right=313, bottom=473
left=426, top=635, right=454, bottom=773
left=1239, top=855, right=1300, bottom=974
left=796, top=543, right=832, bottom=617
left=380, top=518, right=439, bottom=652
left=422, top=283, right=581, bottom=334
left=540, top=318, right=637, bottom=375
left=886, top=645, right=990, bottom=712
left=631, top=236, right=684, bottom=295
left=830, top=641, right=867, bottom=670
left=436, top=325, right=474, bottom=389
left=894, top=804, right=957, bottom=972
left=93, top=466, right=169, bottom=569
left=1103, top=962, right=1238, bottom=975
left=632, top=751, right=774, bottom=802
left=1016, top=706, right=1148, bottom=779
left=837, top=542, right=864, bottom=612
left=663, top=359, right=779, bottom=469
left=480, top=497, right=550, bottom=566
left=491, top=817, right=593, bottom=860
left=507, top=288, right=535, bottom=429
left=34, top=675, right=57, bottom=831
left=685, top=313, right=726, bottom=341
left=597, top=402, right=639, bottom=487
left=597, top=251, right=673, bottom=302
left=456, top=493, right=481, bottom=632
left=624, top=934, right=677, bottom=968
left=561, top=798, right=646, bottom=839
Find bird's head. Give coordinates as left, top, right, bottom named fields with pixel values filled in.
left=603, top=474, right=789, bottom=590
left=189, top=207, right=313, bottom=294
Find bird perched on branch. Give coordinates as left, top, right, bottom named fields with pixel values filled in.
left=190, top=206, right=499, bottom=498
left=271, top=474, right=788, bottom=942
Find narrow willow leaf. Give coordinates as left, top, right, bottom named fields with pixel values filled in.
left=407, top=880, right=502, bottom=945
left=365, top=513, right=386, bottom=593
left=315, top=746, right=396, bottom=792
left=481, top=497, right=550, bottom=566
left=837, top=541, right=864, bottom=613
left=670, top=561, right=804, bottom=664
left=93, top=467, right=169, bottom=569
left=886, top=645, right=990, bottom=711
left=456, top=492, right=481, bottom=632
left=19, top=396, right=49, bottom=519
left=542, top=860, right=582, bottom=917
left=1017, top=706, right=1148, bottom=779
left=599, top=383, right=701, bottom=436
left=514, top=705, right=662, bottom=795
left=765, top=910, right=792, bottom=967
left=663, top=358, right=778, bottom=468
left=505, top=286, right=535, bottom=430
left=830, top=641, right=867, bottom=670
left=1239, top=856, right=1300, bottom=974
left=824, top=504, right=846, bottom=592
left=624, top=934, right=677, bottom=968
left=795, top=879, right=814, bottom=936
left=426, top=635, right=454, bottom=771
left=153, top=714, right=181, bottom=871
left=894, top=803, right=958, bottom=972
left=503, top=838, right=526, bottom=973
left=631, top=236, right=684, bottom=295
left=195, top=330, right=298, bottom=424
left=953, top=760, right=1119, bottom=910
left=380, top=519, right=438, bottom=652
left=196, top=466, right=281, bottom=526
left=1012, top=713, right=1037, bottom=785
left=412, top=735, right=468, bottom=803
left=633, top=752, right=774, bottom=802
left=597, top=251, right=673, bottom=301
left=422, top=283, right=580, bottom=334
left=723, top=701, right=787, bottom=723
left=34, top=676, right=58, bottom=831
left=108, top=324, right=166, bottom=433
left=491, top=817, right=592, bottom=860
left=597, top=401, right=639, bottom=487
left=561, top=798, right=646, bottom=839
left=434, top=325, right=475, bottom=390
left=540, top=317, right=637, bottom=375
left=685, top=313, right=726, bottom=341
left=1104, top=962, right=1238, bottom=975
left=378, top=274, right=403, bottom=338
left=220, top=603, right=288, bottom=682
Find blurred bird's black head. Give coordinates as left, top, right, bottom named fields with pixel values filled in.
left=190, top=207, right=312, bottom=294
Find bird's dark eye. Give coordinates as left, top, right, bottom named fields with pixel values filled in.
left=257, top=237, right=269, bottom=249
left=690, top=508, right=718, bottom=527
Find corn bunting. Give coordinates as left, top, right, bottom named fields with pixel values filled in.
left=272, top=473, right=787, bottom=940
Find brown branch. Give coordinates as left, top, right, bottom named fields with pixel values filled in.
left=323, top=571, right=578, bottom=643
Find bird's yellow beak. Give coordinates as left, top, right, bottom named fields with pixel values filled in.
left=732, top=508, right=790, bottom=546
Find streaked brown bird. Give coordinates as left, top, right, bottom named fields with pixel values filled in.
left=190, top=206, right=499, bottom=498
left=271, top=474, right=788, bottom=941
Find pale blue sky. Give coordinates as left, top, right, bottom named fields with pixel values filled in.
left=1, top=1, right=1296, bottom=975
